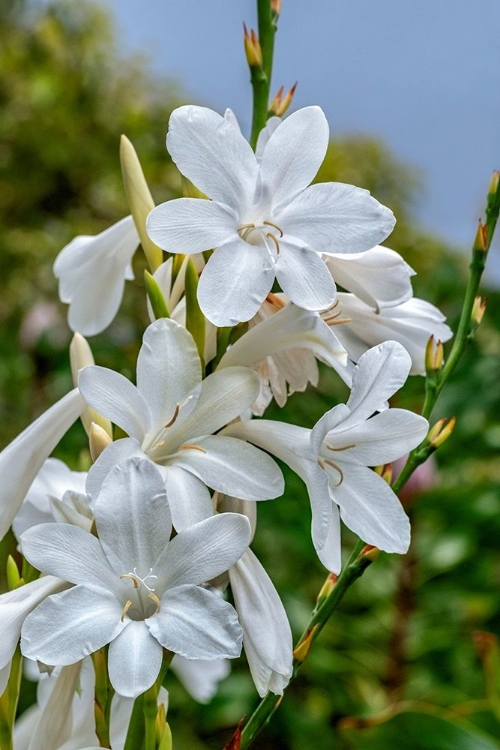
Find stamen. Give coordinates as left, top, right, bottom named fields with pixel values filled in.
left=121, top=600, right=132, bottom=622
left=266, top=232, right=280, bottom=254
left=323, top=314, right=352, bottom=326
left=164, top=403, right=180, bottom=428
left=266, top=292, right=286, bottom=309
left=326, top=443, right=355, bottom=452
left=179, top=443, right=207, bottom=453
left=263, top=220, right=284, bottom=237
left=317, top=458, right=325, bottom=469
left=323, top=459, right=344, bottom=486
left=238, top=223, right=256, bottom=232
left=148, top=592, right=161, bottom=615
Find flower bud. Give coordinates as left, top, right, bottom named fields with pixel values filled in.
left=425, top=335, right=444, bottom=373
left=271, top=0, right=282, bottom=20
left=471, top=296, right=487, bottom=326
left=243, top=24, right=263, bottom=68
left=144, top=270, right=170, bottom=321
left=473, top=219, right=488, bottom=252
left=360, top=545, right=379, bottom=562
left=276, top=82, right=297, bottom=117
left=89, top=421, right=113, bottom=462
left=488, top=170, right=500, bottom=199
left=293, top=624, right=319, bottom=663
left=315, top=572, right=337, bottom=609
left=6, top=555, right=22, bottom=590
left=120, top=134, right=163, bottom=272
left=268, top=85, right=284, bottom=117
left=70, top=333, right=112, bottom=438
left=185, top=258, right=205, bottom=363
left=375, top=463, right=393, bottom=484
left=427, top=416, right=456, bottom=448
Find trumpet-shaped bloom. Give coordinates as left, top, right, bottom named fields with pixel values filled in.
left=223, top=342, right=428, bottom=572
left=20, top=458, right=252, bottom=698
left=54, top=216, right=140, bottom=336
left=333, top=294, right=453, bottom=375
left=147, top=105, right=395, bottom=326
left=79, top=319, right=284, bottom=531
left=0, top=389, right=85, bottom=541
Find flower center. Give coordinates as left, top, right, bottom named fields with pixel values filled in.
left=120, top=567, right=161, bottom=621
left=238, top=221, right=284, bottom=269
left=317, top=443, right=356, bottom=487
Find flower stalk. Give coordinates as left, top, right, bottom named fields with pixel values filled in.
left=249, top=0, right=278, bottom=148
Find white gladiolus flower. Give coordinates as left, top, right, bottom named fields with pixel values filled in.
left=54, top=216, right=140, bottom=336
left=20, top=458, right=251, bottom=698
left=0, top=389, right=86, bottom=541
left=79, top=318, right=284, bottom=531
left=147, top=105, right=396, bottom=326
left=223, top=342, right=428, bottom=572
left=332, top=294, right=453, bottom=375
left=229, top=550, right=293, bottom=697
left=12, top=458, right=88, bottom=543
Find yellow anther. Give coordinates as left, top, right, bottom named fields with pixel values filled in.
left=323, top=459, right=344, bottom=486
left=266, top=292, right=286, bottom=309
left=121, top=600, right=133, bottom=622
left=326, top=443, right=355, bottom=452
left=238, top=223, right=256, bottom=232
left=179, top=443, right=207, bottom=453
left=164, top=403, right=180, bottom=428
left=263, top=220, right=284, bottom=238
left=317, top=458, right=325, bottom=469
left=148, top=592, right=161, bottom=614
left=266, top=232, right=280, bottom=254
left=120, top=573, right=139, bottom=588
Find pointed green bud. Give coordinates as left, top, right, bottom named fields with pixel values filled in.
left=70, top=333, right=112, bottom=438
left=185, top=259, right=205, bottom=364
left=89, top=422, right=113, bottom=463
left=6, top=555, right=22, bottom=590
left=158, top=722, right=173, bottom=750
left=120, top=134, right=163, bottom=272
left=144, top=270, right=170, bottom=320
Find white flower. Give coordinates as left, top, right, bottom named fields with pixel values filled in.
left=20, top=458, right=251, bottom=698
left=147, top=105, right=395, bottom=326
left=333, top=294, right=453, bottom=375
left=12, top=457, right=88, bottom=543
left=223, top=342, right=428, bottom=572
left=54, top=216, right=140, bottom=336
left=79, top=318, right=284, bottom=531
left=0, top=389, right=85, bottom=541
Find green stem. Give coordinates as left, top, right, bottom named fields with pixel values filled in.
left=92, top=648, right=114, bottom=748
left=250, top=0, right=277, bottom=148
left=124, top=693, right=145, bottom=750
left=144, top=682, right=158, bottom=750
left=0, top=650, right=22, bottom=750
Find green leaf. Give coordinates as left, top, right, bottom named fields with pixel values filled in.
left=144, top=270, right=170, bottom=320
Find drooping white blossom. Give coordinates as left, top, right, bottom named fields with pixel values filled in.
left=223, top=342, right=428, bottom=572
left=79, top=318, right=284, bottom=531
left=54, top=216, right=140, bottom=336
left=20, top=458, right=251, bottom=698
left=147, top=105, right=396, bottom=326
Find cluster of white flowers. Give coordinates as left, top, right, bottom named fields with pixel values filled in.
left=0, top=104, right=451, bottom=745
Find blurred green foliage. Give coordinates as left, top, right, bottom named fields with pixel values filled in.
left=1, top=1, right=500, bottom=748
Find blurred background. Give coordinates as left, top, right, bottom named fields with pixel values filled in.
left=1, top=0, right=500, bottom=747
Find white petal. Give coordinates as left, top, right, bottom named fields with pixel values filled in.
left=148, top=584, right=242, bottom=659
left=325, top=246, right=415, bottom=310
left=171, top=655, right=230, bottom=703
left=0, top=663, right=10, bottom=696
left=21, top=523, right=117, bottom=590
left=229, top=550, right=292, bottom=697
left=147, top=198, right=237, bottom=255
left=344, top=341, right=412, bottom=427
left=108, top=621, right=162, bottom=698
left=0, top=576, right=67, bottom=671
left=167, top=367, right=260, bottom=444
left=166, top=105, right=258, bottom=212
left=27, top=662, right=83, bottom=750
left=156, top=513, right=251, bottom=590
left=259, top=107, right=329, bottom=208
left=86, top=438, right=145, bottom=502
left=224, top=108, right=241, bottom=131
left=276, top=242, right=336, bottom=310
left=277, top=182, right=396, bottom=254
left=137, top=319, right=202, bottom=437
left=333, top=464, right=410, bottom=553
left=162, top=465, right=214, bottom=532
left=173, top=435, right=284, bottom=500
left=21, top=585, right=125, bottom=665
left=255, top=116, right=281, bottom=162
left=315, top=500, right=342, bottom=573
left=197, top=239, right=275, bottom=326
left=222, top=419, right=312, bottom=473
left=219, top=302, right=347, bottom=371
left=94, top=458, right=171, bottom=577
left=310, top=404, right=351, bottom=457
left=327, top=409, right=428, bottom=466
left=54, top=216, right=139, bottom=336
left=78, top=366, right=151, bottom=443
left=0, top=389, right=85, bottom=540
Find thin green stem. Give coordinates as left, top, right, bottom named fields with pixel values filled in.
left=92, top=648, right=114, bottom=748
left=144, top=682, right=158, bottom=750
left=124, top=693, right=145, bottom=750
left=0, top=650, right=22, bottom=750
left=249, top=0, right=277, bottom=148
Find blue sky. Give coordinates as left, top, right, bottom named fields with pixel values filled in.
left=105, top=0, right=500, bottom=281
